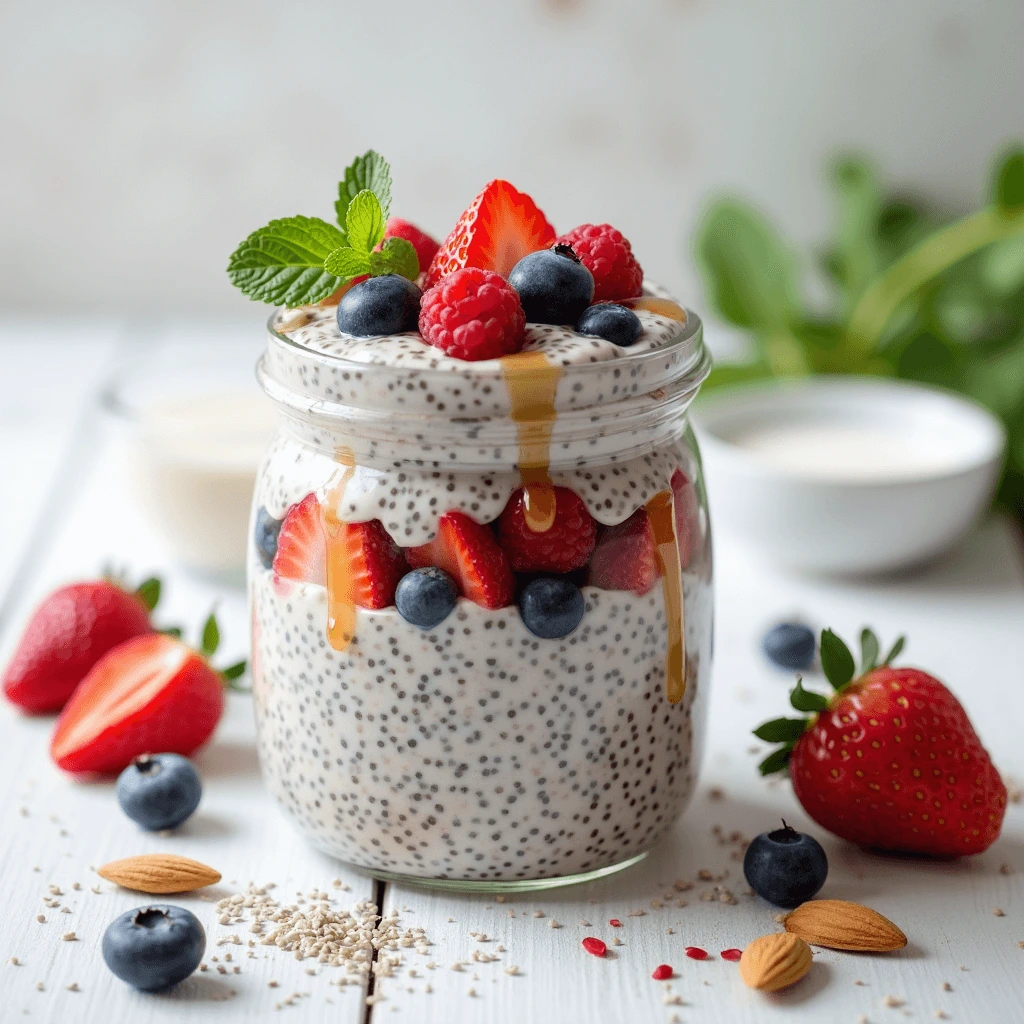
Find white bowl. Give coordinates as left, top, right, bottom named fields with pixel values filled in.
left=693, top=377, right=1005, bottom=575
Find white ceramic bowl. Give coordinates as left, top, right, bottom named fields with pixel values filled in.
left=693, top=377, right=1005, bottom=575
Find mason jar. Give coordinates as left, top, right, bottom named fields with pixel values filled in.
left=249, top=293, right=713, bottom=891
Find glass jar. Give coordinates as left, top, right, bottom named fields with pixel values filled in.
left=249, top=296, right=713, bottom=891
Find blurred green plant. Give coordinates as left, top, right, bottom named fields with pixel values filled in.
left=695, top=147, right=1024, bottom=515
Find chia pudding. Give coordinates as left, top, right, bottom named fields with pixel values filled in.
left=248, top=292, right=713, bottom=886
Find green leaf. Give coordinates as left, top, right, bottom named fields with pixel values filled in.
left=820, top=628, right=856, bottom=690
left=336, top=151, right=392, bottom=229
left=829, top=156, right=882, bottom=303
left=883, top=635, right=906, bottom=665
left=201, top=613, right=220, bottom=658
left=981, top=236, right=1024, bottom=296
left=966, top=337, right=1024, bottom=419
left=752, top=717, right=807, bottom=744
left=758, top=747, right=792, bottom=776
left=160, top=626, right=183, bottom=639
left=346, top=190, right=386, bottom=253
left=994, top=148, right=1024, bottom=215
left=222, top=660, right=247, bottom=681
left=368, top=237, right=419, bottom=281
left=860, top=628, right=880, bottom=674
left=694, top=199, right=799, bottom=331
left=789, top=678, right=828, bottom=714
left=227, top=216, right=345, bottom=305
left=323, top=246, right=371, bottom=280
left=135, top=577, right=161, bottom=612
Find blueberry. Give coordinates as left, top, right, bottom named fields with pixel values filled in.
left=576, top=303, right=642, bottom=347
left=508, top=245, right=595, bottom=325
left=743, top=821, right=828, bottom=908
left=762, top=622, right=816, bottom=670
left=518, top=577, right=586, bottom=639
left=395, top=567, right=458, bottom=629
left=117, top=753, right=202, bottom=831
left=254, top=506, right=282, bottom=570
left=337, top=275, right=421, bottom=337
left=102, top=905, right=205, bottom=991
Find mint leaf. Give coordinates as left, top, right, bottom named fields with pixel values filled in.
left=346, top=191, right=386, bottom=253
left=789, top=678, right=828, bottom=713
left=758, top=747, right=792, bottom=776
left=752, top=717, right=807, bottom=743
left=820, top=628, right=856, bottom=690
left=228, top=216, right=345, bottom=305
left=860, top=627, right=880, bottom=674
left=994, top=148, right=1024, bottom=215
left=336, top=151, right=392, bottom=229
left=324, top=247, right=371, bottom=280
left=368, top=237, right=419, bottom=281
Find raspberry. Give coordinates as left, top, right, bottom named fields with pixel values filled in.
left=497, top=486, right=597, bottom=573
left=418, top=267, right=526, bottom=361
left=555, top=223, right=643, bottom=302
left=383, top=218, right=440, bottom=276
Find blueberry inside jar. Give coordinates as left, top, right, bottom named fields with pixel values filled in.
left=249, top=288, right=713, bottom=889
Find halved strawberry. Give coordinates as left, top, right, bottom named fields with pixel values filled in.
left=406, top=512, right=514, bottom=609
left=426, top=180, right=556, bottom=286
left=50, top=633, right=225, bottom=775
left=588, top=510, right=661, bottom=596
left=325, top=518, right=408, bottom=610
left=670, top=469, right=700, bottom=570
left=273, top=493, right=326, bottom=585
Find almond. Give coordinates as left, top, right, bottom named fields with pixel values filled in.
left=98, top=854, right=221, bottom=894
left=783, top=899, right=907, bottom=951
left=739, top=932, right=813, bottom=992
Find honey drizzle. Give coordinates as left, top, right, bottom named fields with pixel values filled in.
left=645, top=489, right=687, bottom=704
left=500, top=351, right=564, bottom=533
left=322, top=448, right=357, bottom=652
left=625, top=296, right=688, bottom=323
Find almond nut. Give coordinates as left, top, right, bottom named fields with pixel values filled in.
left=97, top=854, right=221, bottom=894
left=783, top=899, right=907, bottom=951
left=739, top=932, right=813, bottom=992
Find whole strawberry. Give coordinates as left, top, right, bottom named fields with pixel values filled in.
left=2, top=577, right=160, bottom=714
left=755, top=629, right=1006, bottom=857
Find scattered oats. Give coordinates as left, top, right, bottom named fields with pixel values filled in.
left=18, top=807, right=28, bottom=817
left=507, top=909, right=515, bottom=918
left=504, top=965, right=520, bottom=976
left=708, top=787, right=725, bottom=800
left=547, top=919, right=561, bottom=929
left=667, top=928, right=674, bottom=935
left=447, top=917, right=455, bottom=923
left=66, top=982, right=79, bottom=992
left=59, top=829, right=69, bottom=837
left=495, top=895, right=507, bottom=903
left=662, top=991, right=683, bottom=1006
left=628, top=909, right=646, bottom=918
left=472, top=972, right=479, bottom=980
left=35, top=915, right=45, bottom=924
left=451, top=962, right=463, bottom=972
left=651, top=899, right=663, bottom=909
left=424, top=984, right=433, bottom=994
left=774, top=913, right=787, bottom=924
left=9, top=957, right=21, bottom=966
left=942, top=982, right=952, bottom=992
left=496, top=944, right=506, bottom=953
left=999, top=863, right=1014, bottom=875
left=269, top=980, right=279, bottom=988
left=305, top=968, right=316, bottom=976
left=934, top=1012, right=948, bottom=1020
left=47, top=886, right=62, bottom=896
left=993, top=908, right=1006, bottom=917
left=855, top=979, right=866, bottom=986
left=959, top=965, right=968, bottom=971
left=217, top=965, right=227, bottom=974
left=579, top=920, right=590, bottom=927
left=882, top=995, right=904, bottom=1008
left=611, top=936, right=623, bottom=946
left=33, top=867, right=40, bottom=873
left=532, top=910, right=544, bottom=918
left=35, top=982, right=43, bottom=991
left=60, top=907, right=72, bottom=914
left=1018, top=942, right=1024, bottom=950
left=697, top=869, right=713, bottom=881
left=90, top=886, right=101, bottom=895
left=467, top=987, right=477, bottom=997
left=673, top=880, right=693, bottom=892
left=61, top=932, right=77, bottom=942
left=858, top=1017, right=869, bottom=1024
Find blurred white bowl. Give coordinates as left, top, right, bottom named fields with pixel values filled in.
left=693, top=377, right=1005, bottom=575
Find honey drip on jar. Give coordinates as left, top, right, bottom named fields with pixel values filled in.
left=500, top=351, right=564, bottom=533
left=625, top=296, right=688, bottom=323
left=645, top=489, right=687, bottom=704
left=322, top=447, right=358, bottom=652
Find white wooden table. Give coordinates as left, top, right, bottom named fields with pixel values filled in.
left=2, top=322, right=1022, bottom=1023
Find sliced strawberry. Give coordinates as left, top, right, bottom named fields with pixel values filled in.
left=406, top=512, right=514, bottom=609
left=670, top=469, right=700, bottom=570
left=273, top=493, right=326, bottom=585
left=2, top=580, right=155, bottom=714
left=589, top=510, right=661, bottom=596
left=383, top=217, right=440, bottom=275
left=426, top=180, right=556, bottom=286
left=325, top=518, right=408, bottom=610
left=50, top=633, right=225, bottom=775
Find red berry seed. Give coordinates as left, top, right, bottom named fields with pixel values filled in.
left=684, top=946, right=708, bottom=960
left=582, top=937, right=607, bottom=958
left=720, top=948, right=742, bottom=962
left=608, top=919, right=622, bottom=928
left=651, top=964, right=673, bottom=981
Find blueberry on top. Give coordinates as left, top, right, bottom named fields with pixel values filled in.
left=518, top=577, right=586, bottom=639
left=508, top=244, right=595, bottom=325
left=576, top=303, right=642, bottom=347
left=743, top=821, right=828, bottom=908
left=762, top=622, right=816, bottom=671
left=116, top=753, right=202, bottom=831
left=254, top=506, right=282, bottom=570
left=102, top=905, right=205, bottom=991
left=395, top=567, right=458, bottom=630
left=337, top=275, right=421, bottom=338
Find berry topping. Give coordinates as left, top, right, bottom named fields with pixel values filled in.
left=395, top=567, right=459, bottom=630
left=508, top=244, right=595, bottom=325
left=406, top=511, right=514, bottom=610
left=581, top=937, right=607, bottom=958
left=336, top=275, right=421, bottom=337
left=383, top=217, right=440, bottom=275
left=556, top=223, right=643, bottom=301
left=670, top=468, right=700, bottom=570
left=273, top=494, right=326, bottom=586
left=253, top=506, right=283, bottom=570
left=418, top=267, right=526, bottom=361
left=651, top=964, right=674, bottom=981
left=720, top=949, right=743, bottom=962
left=588, top=509, right=661, bottom=596
left=576, top=303, right=642, bottom=347
left=608, top=919, right=622, bottom=928
left=103, top=905, right=205, bottom=991
left=116, top=753, right=203, bottom=832
left=518, top=578, right=586, bottom=640
left=743, top=821, right=829, bottom=908
left=426, top=180, right=556, bottom=286
left=761, top=622, right=816, bottom=671
left=684, top=946, right=708, bottom=960
left=497, top=486, right=597, bottom=572
left=325, top=518, right=409, bottom=611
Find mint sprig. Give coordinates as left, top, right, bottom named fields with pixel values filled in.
left=227, top=150, right=418, bottom=306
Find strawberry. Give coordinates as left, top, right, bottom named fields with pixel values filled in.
left=496, top=486, right=597, bottom=573
left=588, top=509, right=661, bottom=596
left=273, top=493, right=326, bottom=586
left=426, top=180, right=556, bottom=286
left=670, top=469, right=700, bottom=570
left=406, top=511, right=514, bottom=609
left=755, top=628, right=1007, bottom=857
left=2, top=578, right=159, bottom=714
left=383, top=217, right=440, bottom=275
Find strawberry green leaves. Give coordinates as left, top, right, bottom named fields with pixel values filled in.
left=820, top=628, right=856, bottom=690
left=883, top=634, right=906, bottom=665
left=789, top=676, right=829, bottom=713
left=859, top=627, right=880, bottom=674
